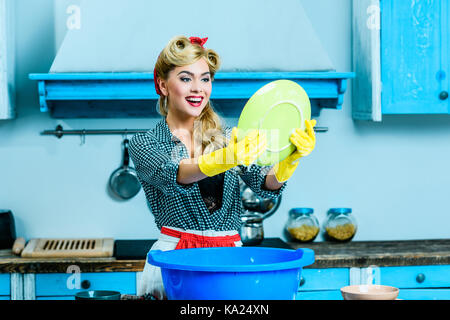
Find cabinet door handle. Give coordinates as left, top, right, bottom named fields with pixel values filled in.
left=81, top=280, right=91, bottom=289
left=299, top=277, right=306, bottom=287
left=416, top=273, right=426, bottom=284
left=439, top=91, right=449, bottom=100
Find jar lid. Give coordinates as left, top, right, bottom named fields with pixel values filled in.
left=289, top=208, right=314, bottom=215
left=329, top=208, right=352, bottom=214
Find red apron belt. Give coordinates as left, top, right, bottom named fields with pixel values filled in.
left=160, top=227, right=241, bottom=250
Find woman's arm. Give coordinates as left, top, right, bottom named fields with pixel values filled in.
left=129, top=133, right=197, bottom=196
left=178, top=127, right=266, bottom=185
left=263, top=167, right=285, bottom=191
left=177, top=159, right=285, bottom=191
left=177, top=158, right=208, bottom=185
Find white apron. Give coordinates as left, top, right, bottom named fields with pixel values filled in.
left=138, top=226, right=242, bottom=299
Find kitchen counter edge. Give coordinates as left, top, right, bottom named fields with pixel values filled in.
left=2, top=239, right=450, bottom=273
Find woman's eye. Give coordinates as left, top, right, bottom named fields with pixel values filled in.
left=180, top=77, right=191, bottom=82
left=202, top=78, right=210, bottom=82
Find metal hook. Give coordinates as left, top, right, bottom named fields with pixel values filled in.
left=80, top=129, right=86, bottom=146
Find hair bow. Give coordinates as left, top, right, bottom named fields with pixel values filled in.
left=153, top=69, right=162, bottom=96
left=189, top=37, right=208, bottom=48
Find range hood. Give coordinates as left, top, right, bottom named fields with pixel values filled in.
left=29, top=0, right=353, bottom=118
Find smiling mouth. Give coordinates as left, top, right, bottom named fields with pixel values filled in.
left=185, top=96, right=204, bottom=107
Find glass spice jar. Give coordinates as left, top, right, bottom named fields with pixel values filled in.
left=323, top=208, right=357, bottom=242
left=285, top=208, right=320, bottom=242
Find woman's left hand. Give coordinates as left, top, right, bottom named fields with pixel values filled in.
left=272, top=119, right=316, bottom=182
left=289, top=119, right=316, bottom=160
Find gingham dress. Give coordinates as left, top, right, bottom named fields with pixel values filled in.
left=128, top=117, right=286, bottom=232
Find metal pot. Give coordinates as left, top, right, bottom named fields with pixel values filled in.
left=109, top=139, right=141, bottom=200
left=240, top=213, right=264, bottom=246
left=75, top=290, right=121, bottom=300
left=239, top=179, right=282, bottom=245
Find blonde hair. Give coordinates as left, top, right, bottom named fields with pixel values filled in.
left=154, top=35, right=227, bottom=155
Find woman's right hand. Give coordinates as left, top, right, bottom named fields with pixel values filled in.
left=228, top=127, right=267, bottom=166
left=198, top=127, right=267, bottom=177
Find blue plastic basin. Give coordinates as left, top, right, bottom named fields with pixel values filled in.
left=147, top=247, right=314, bottom=300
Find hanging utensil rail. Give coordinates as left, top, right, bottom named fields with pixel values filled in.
left=41, top=125, right=148, bottom=139
left=41, top=125, right=328, bottom=139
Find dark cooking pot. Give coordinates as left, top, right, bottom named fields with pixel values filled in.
left=240, top=213, right=264, bottom=246
left=239, top=180, right=282, bottom=245
left=109, top=139, right=141, bottom=200
left=75, top=290, right=121, bottom=300
left=0, top=210, right=16, bottom=250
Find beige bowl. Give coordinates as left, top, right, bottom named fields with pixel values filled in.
left=340, top=285, right=399, bottom=300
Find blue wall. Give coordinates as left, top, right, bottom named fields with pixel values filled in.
left=1, top=0, right=449, bottom=242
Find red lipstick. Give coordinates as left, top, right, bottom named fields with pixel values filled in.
left=185, top=96, right=204, bottom=107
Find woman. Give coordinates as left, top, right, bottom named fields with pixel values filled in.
left=128, top=36, right=316, bottom=299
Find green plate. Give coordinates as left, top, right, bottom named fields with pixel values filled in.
left=237, top=80, right=311, bottom=166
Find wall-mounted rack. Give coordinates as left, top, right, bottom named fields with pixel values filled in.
left=29, top=72, right=354, bottom=118
left=41, top=125, right=147, bottom=139
left=41, top=124, right=329, bottom=139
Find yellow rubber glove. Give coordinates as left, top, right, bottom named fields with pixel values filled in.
left=273, top=119, right=316, bottom=182
left=198, top=128, right=267, bottom=177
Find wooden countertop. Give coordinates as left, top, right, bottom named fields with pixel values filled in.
left=288, top=239, right=450, bottom=268
left=0, top=250, right=145, bottom=273
left=1, top=239, right=450, bottom=273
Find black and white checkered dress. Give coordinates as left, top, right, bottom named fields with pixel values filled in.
left=128, top=117, right=286, bottom=232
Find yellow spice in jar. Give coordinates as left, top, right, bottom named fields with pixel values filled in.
left=288, top=225, right=320, bottom=242
left=326, top=223, right=356, bottom=241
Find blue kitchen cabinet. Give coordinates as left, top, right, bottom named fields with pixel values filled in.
left=296, top=268, right=349, bottom=300
left=397, top=289, right=450, bottom=300
left=355, top=264, right=450, bottom=300
left=34, top=272, right=136, bottom=300
left=296, top=265, right=450, bottom=300
left=378, top=265, right=450, bottom=300
left=296, top=290, right=343, bottom=300
left=0, top=274, right=10, bottom=300
left=381, top=0, right=449, bottom=114
left=36, top=296, right=75, bottom=300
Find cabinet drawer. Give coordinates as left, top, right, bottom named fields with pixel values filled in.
left=35, top=272, right=135, bottom=296
left=296, top=290, right=343, bottom=300
left=299, top=268, right=349, bottom=291
left=398, top=289, right=450, bottom=300
left=379, top=265, right=450, bottom=289
left=0, top=274, right=10, bottom=296
left=37, top=296, right=75, bottom=300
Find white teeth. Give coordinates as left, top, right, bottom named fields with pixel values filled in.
left=186, top=97, right=202, bottom=102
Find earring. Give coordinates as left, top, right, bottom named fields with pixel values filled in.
left=164, top=96, right=168, bottom=111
